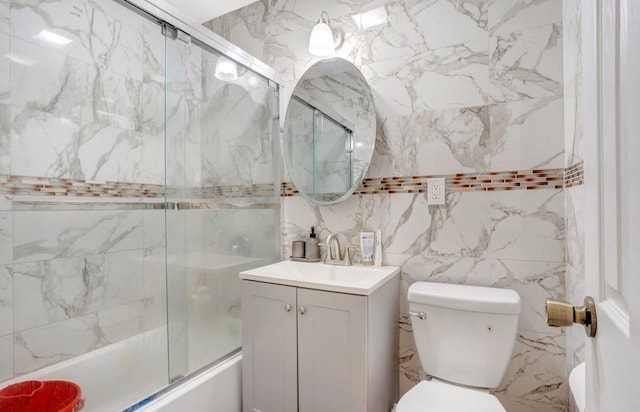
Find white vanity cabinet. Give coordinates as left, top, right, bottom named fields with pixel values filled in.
left=240, top=261, right=399, bottom=412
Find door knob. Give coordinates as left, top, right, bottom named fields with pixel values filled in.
left=545, top=296, right=597, bottom=338
left=298, top=306, right=306, bottom=315
left=284, top=304, right=292, bottom=312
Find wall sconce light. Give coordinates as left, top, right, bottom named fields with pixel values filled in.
left=308, top=11, right=340, bottom=57
left=215, top=55, right=238, bottom=81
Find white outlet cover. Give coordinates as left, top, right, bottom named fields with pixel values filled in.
left=427, top=178, right=445, bottom=205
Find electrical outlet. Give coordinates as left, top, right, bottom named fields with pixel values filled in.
left=427, top=178, right=445, bottom=205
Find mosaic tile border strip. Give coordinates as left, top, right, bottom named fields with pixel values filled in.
left=0, top=176, right=277, bottom=199
left=564, top=161, right=584, bottom=189
left=0, top=162, right=584, bottom=202
left=281, top=162, right=585, bottom=196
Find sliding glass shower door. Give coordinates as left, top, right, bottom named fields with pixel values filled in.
left=163, top=28, right=281, bottom=382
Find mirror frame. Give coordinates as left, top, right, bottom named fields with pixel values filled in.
left=283, top=58, right=376, bottom=206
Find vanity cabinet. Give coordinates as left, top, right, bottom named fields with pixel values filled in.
left=241, top=264, right=398, bottom=412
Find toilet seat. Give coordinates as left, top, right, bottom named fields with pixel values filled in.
left=396, top=379, right=506, bottom=412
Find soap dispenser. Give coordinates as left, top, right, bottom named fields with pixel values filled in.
left=305, top=227, right=320, bottom=259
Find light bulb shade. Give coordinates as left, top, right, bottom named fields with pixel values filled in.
left=308, top=22, right=335, bottom=56
left=215, top=56, right=238, bottom=81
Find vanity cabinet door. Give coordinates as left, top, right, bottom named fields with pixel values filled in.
left=297, top=288, right=367, bottom=412
left=242, top=281, right=298, bottom=412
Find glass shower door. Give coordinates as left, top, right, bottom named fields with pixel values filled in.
left=164, top=28, right=281, bottom=381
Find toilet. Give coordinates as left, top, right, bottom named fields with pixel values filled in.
left=397, top=282, right=521, bottom=412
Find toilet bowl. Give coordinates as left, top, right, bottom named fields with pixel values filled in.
left=397, top=282, right=521, bottom=412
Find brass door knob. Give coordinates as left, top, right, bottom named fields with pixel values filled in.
left=546, top=296, right=597, bottom=338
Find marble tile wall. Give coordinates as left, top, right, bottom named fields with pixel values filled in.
left=0, top=0, right=280, bottom=388
left=206, top=0, right=568, bottom=410
left=562, top=1, right=584, bottom=411
left=0, top=0, right=168, bottom=383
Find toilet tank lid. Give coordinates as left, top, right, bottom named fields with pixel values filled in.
left=408, top=282, right=521, bottom=315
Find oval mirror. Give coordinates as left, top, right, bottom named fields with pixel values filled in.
left=283, top=58, right=376, bottom=205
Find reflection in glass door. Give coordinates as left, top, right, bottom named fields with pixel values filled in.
left=164, top=27, right=281, bottom=382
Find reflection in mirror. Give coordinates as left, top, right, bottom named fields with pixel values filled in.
left=284, top=58, right=376, bottom=205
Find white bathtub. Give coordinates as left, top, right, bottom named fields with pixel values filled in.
left=132, top=353, right=242, bottom=412
left=1, top=327, right=242, bottom=412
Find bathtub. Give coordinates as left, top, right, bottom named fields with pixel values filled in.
left=131, top=352, right=242, bottom=412
left=0, top=327, right=243, bottom=412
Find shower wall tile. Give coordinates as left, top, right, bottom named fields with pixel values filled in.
left=371, top=106, right=490, bottom=177
left=13, top=250, right=144, bottom=332
left=141, top=132, right=164, bottom=185
left=143, top=294, right=166, bottom=330
left=98, top=301, right=145, bottom=343
left=0, top=211, right=11, bottom=265
left=489, top=23, right=564, bottom=103
left=9, top=37, right=143, bottom=132
left=495, top=331, right=568, bottom=412
left=0, top=265, right=12, bottom=337
left=491, top=190, right=565, bottom=263
left=143, top=247, right=166, bottom=300
left=488, top=0, right=562, bottom=36
left=13, top=210, right=144, bottom=263
left=143, top=211, right=165, bottom=249
left=0, top=33, right=8, bottom=104
left=0, top=334, right=11, bottom=381
left=491, top=259, right=565, bottom=335
left=11, top=107, right=143, bottom=181
left=10, top=37, right=96, bottom=122
left=14, top=314, right=103, bottom=374
left=0, top=104, right=9, bottom=174
left=490, top=97, right=564, bottom=170
left=10, top=0, right=144, bottom=81
left=0, top=0, right=8, bottom=35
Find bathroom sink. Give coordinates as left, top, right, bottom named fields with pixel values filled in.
left=239, top=260, right=400, bottom=295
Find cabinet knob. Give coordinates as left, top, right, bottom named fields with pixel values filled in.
left=284, top=304, right=292, bottom=312
left=298, top=306, right=306, bottom=315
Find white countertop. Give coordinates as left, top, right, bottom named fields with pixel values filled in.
left=240, top=260, right=400, bottom=295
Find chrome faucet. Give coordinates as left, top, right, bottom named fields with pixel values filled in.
left=325, top=233, right=342, bottom=261
left=322, top=233, right=354, bottom=266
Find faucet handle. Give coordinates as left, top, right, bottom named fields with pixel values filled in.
left=344, top=246, right=358, bottom=266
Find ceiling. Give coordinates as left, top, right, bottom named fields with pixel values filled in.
left=163, top=0, right=257, bottom=23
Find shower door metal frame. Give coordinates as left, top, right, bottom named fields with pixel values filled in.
left=122, top=0, right=282, bottom=86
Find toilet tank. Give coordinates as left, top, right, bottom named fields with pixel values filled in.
left=408, top=282, right=521, bottom=389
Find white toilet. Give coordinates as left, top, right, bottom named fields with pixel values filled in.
left=397, top=282, right=521, bottom=412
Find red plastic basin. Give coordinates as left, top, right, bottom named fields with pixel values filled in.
left=0, top=380, right=84, bottom=412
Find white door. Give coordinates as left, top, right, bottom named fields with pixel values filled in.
left=583, top=1, right=640, bottom=411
